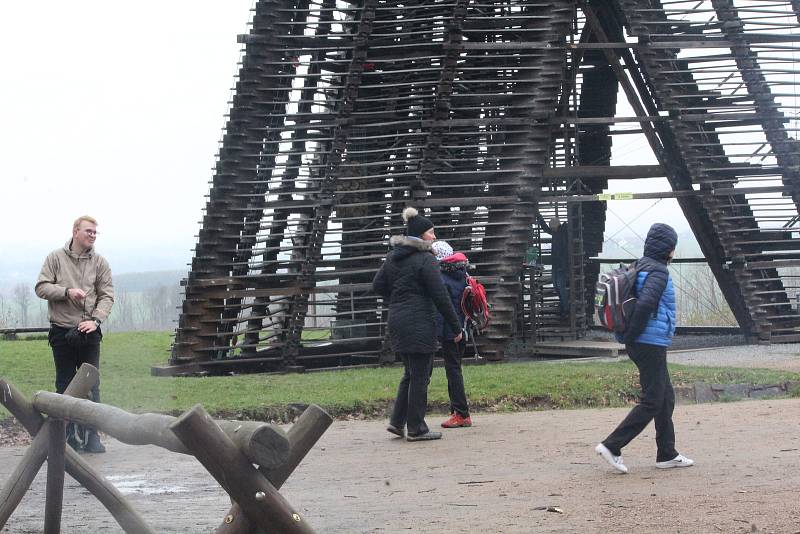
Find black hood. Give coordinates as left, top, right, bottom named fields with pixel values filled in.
left=643, top=223, right=678, bottom=262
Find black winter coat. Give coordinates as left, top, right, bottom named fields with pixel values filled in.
left=373, top=236, right=462, bottom=354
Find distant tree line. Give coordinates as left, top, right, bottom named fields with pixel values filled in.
left=0, top=283, right=182, bottom=332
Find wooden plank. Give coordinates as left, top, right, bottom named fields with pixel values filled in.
left=528, top=340, right=625, bottom=358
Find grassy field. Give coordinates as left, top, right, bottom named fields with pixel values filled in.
left=2, top=331, right=799, bottom=422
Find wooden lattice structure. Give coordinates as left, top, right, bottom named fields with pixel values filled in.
left=0, top=364, right=332, bottom=533
left=163, top=0, right=800, bottom=375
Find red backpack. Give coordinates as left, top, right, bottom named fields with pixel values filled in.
left=461, top=275, right=490, bottom=333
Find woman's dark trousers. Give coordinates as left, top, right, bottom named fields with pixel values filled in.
left=390, top=352, right=434, bottom=436
left=442, top=340, right=469, bottom=417
left=602, top=342, right=678, bottom=462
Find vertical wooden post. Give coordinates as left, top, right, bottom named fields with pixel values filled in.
left=216, top=404, right=333, bottom=534
left=43, top=418, right=66, bottom=534
left=170, top=405, right=316, bottom=534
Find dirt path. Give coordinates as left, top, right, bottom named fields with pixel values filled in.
left=2, top=398, right=799, bottom=533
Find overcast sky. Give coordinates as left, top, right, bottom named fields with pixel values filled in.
left=0, top=1, right=689, bottom=286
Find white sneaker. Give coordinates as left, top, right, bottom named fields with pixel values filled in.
left=656, top=454, right=695, bottom=469
left=595, top=443, right=628, bottom=474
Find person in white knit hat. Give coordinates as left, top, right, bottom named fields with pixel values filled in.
left=431, top=240, right=472, bottom=428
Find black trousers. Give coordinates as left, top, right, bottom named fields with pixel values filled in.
left=442, top=340, right=469, bottom=417
left=389, top=352, right=433, bottom=436
left=602, top=342, right=678, bottom=463
left=49, top=325, right=102, bottom=403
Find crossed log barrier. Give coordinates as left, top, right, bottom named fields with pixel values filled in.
left=0, top=364, right=333, bottom=533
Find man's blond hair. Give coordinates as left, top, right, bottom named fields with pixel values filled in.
left=73, top=215, right=98, bottom=230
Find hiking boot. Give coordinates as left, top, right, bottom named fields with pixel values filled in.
left=406, top=431, right=442, bottom=442
left=386, top=424, right=405, bottom=438
left=656, top=454, right=694, bottom=469
left=84, top=431, right=106, bottom=454
left=441, top=414, right=472, bottom=428
left=65, top=423, right=82, bottom=452
left=595, top=443, right=628, bottom=474
left=66, top=435, right=82, bottom=452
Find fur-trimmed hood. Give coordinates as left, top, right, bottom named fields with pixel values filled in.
left=389, top=235, right=432, bottom=251
left=386, top=235, right=433, bottom=264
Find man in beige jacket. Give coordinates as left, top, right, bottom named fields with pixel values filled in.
left=35, top=215, right=114, bottom=453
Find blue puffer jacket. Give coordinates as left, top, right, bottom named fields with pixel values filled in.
left=619, top=223, right=678, bottom=347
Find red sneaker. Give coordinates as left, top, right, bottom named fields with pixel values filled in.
left=441, top=414, right=472, bottom=428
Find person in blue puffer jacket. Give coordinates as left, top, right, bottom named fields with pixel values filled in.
left=595, top=223, right=694, bottom=474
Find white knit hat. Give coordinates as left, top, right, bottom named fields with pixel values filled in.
left=431, top=240, right=454, bottom=262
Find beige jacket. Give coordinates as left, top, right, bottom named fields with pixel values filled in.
left=35, top=240, right=115, bottom=328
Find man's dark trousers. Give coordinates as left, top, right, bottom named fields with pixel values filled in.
left=602, top=342, right=678, bottom=462
left=442, top=340, right=469, bottom=418
left=390, top=352, right=433, bottom=436
left=49, top=325, right=101, bottom=402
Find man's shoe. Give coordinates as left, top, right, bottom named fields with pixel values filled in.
left=595, top=443, right=628, bottom=474
left=386, top=424, right=405, bottom=438
left=656, top=454, right=694, bottom=469
left=84, top=432, right=106, bottom=454
left=406, top=431, right=442, bottom=442
left=441, top=414, right=472, bottom=428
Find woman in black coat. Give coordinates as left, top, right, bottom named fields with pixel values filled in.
left=373, top=207, right=462, bottom=441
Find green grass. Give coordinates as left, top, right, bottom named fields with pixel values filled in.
left=2, top=332, right=799, bottom=422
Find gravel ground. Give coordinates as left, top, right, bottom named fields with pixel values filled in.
left=2, top=400, right=800, bottom=533
left=668, top=343, right=800, bottom=372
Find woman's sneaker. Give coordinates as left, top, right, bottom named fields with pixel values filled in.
left=441, top=414, right=472, bottom=428
left=595, top=443, right=628, bottom=474
left=656, top=454, right=694, bottom=469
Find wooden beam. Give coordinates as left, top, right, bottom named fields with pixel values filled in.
left=0, top=421, right=51, bottom=529
left=0, top=369, right=156, bottom=534
left=170, top=404, right=316, bottom=534
left=31, top=392, right=290, bottom=469
left=216, top=404, right=333, bottom=534
left=543, top=165, right=664, bottom=180
left=43, top=419, right=66, bottom=534
left=0, top=365, right=97, bottom=531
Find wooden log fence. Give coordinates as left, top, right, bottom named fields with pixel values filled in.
left=31, top=392, right=291, bottom=469
left=0, top=364, right=333, bottom=533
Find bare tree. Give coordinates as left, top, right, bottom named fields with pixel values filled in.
left=12, top=283, right=31, bottom=327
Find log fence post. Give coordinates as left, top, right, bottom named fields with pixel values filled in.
left=44, top=419, right=66, bottom=534
left=216, top=404, right=333, bottom=534
left=0, top=368, right=156, bottom=534
left=170, top=404, right=316, bottom=534
left=32, top=392, right=290, bottom=468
